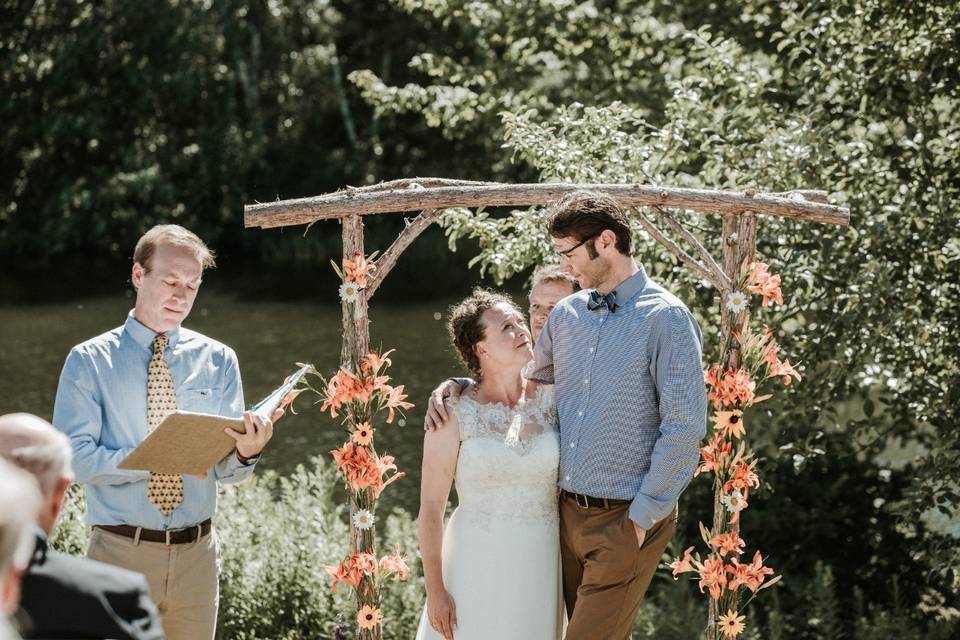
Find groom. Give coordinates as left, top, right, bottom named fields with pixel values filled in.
left=529, top=191, right=706, bottom=638
left=427, top=191, right=707, bottom=638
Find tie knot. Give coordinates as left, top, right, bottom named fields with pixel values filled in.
left=153, top=334, right=168, bottom=353
left=587, top=290, right=617, bottom=312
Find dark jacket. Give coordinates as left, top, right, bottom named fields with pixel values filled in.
left=17, top=533, right=163, bottom=640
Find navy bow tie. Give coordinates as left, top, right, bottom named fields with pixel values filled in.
left=587, top=290, right=617, bottom=312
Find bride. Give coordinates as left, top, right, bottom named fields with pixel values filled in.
left=415, top=289, right=564, bottom=640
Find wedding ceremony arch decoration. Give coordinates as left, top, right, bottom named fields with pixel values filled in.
left=245, top=178, right=849, bottom=639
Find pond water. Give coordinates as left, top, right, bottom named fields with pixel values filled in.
left=0, top=289, right=479, bottom=516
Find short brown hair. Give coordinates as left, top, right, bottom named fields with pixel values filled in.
left=547, top=191, right=632, bottom=255
left=448, top=288, right=519, bottom=379
left=530, top=265, right=580, bottom=294
left=133, top=224, right=216, bottom=273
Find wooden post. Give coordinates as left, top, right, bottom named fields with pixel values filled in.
left=341, top=214, right=370, bottom=369
left=339, top=214, right=379, bottom=640
left=708, top=212, right=757, bottom=640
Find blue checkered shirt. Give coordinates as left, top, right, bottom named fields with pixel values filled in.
left=528, top=267, right=708, bottom=529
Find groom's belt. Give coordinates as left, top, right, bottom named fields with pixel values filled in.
left=561, top=489, right=629, bottom=510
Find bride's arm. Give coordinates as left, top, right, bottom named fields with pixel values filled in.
left=418, top=411, right=460, bottom=639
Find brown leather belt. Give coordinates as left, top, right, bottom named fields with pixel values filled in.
left=561, top=489, right=629, bottom=510
left=95, top=518, right=212, bottom=545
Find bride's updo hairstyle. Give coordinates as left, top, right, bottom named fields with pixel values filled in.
left=448, top=288, right=520, bottom=380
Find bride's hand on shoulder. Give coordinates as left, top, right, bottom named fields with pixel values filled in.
left=424, top=379, right=469, bottom=432
left=427, top=588, right=458, bottom=639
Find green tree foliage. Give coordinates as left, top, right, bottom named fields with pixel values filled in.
left=1, top=0, right=336, bottom=262
left=352, top=0, right=960, bottom=631
left=0, top=0, right=481, bottom=277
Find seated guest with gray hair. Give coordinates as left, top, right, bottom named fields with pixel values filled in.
left=0, top=458, right=41, bottom=640
left=0, top=413, right=163, bottom=640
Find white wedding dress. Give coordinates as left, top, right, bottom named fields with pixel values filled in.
left=415, top=385, right=564, bottom=640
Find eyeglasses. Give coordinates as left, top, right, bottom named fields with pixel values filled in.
left=556, top=234, right=598, bottom=259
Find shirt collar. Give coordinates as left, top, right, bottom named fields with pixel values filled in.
left=123, top=310, right=181, bottom=351
left=605, top=266, right=649, bottom=309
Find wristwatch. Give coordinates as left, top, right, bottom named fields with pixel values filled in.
left=236, top=451, right=261, bottom=466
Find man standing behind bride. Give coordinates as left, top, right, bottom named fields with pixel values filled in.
left=425, top=191, right=707, bottom=639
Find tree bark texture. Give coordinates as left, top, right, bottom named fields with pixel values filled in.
left=340, top=215, right=369, bottom=369
left=245, top=182, right=849, bottom=229
left=707, top=212, right=757, bottom=640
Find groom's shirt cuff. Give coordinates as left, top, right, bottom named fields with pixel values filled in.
left=628, top=494, right=677, bottom=530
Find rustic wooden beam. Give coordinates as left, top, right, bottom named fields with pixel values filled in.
left=341, top=177, right=498, bottom=193
left=630, top=207, right=722, bottom=289
left=651, top=205, right=731, bottom=291
left=245, top=182, right=850, bottom=229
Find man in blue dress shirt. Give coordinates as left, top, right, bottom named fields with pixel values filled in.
left=53, top=224, right=279, bottom=640
left=527, top=191, right=708, bottom=639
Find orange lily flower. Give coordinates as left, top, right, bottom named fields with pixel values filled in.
left=372, top=454, right=405, bottom=498
left=708, top=532, right=745, bottom=557
left=769, top=357, right=802, bottom=385
left=696, top=433, right=732, bottom=477
left=382, top=384, right=414, bottom=423
left=706, top=366, right=756, bottom=409
left=727, top=551, right=774, bottom=593
left=696, top=555, right=727, bottom=601
left=724, top=460, right=760, bottom=495
left=343, top=252, right=376, bottom=288
left=746, top=261, right=784, bottom=307
left=670, top=546, right=697, bottom=578
left=320, top=369, right=366, bottom=417
left=351, top=552, right=378, bottom=576
left=379, top=546, right=411, bottom=581
left=363, top=348, right=395, bottom=373
left=324, top=558, right=363, bottom=591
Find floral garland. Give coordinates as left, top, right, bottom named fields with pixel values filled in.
left=301, top=252, right=414, bottom=639
left=670, top=261, right=797, bottom=639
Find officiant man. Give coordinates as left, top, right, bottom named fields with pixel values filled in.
left=53, top=224, right=280, bottom=640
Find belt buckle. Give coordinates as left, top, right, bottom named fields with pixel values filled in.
left=575, top=493, right=590, bottom=509
left=164, top=529, right=172, bottom=546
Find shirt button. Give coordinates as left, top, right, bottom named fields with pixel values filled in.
left=583, top=378, right=589, bottom=384
left=589, top=347, right=595, bottom=353
left=569, top=443, right=576, bottom=448
left=565, top=475, right=570, bottom=481
left=577, top=410, right=583, bottom=416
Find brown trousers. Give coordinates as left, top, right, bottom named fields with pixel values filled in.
left=560, top=494, right=677, bottom=640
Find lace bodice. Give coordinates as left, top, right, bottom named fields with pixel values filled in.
left=451, top=385, right=560, bottom=524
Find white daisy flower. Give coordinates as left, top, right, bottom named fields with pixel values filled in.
left=726, top=291, right=748, bottom=314
left=352, top=509, right=376, bottom=530
left=339, top=282, right=360, bottom=303
left=721, top=490, right=747, bottom=513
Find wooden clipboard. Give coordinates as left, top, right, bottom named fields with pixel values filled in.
left=118, top=365, right=310, bottom=475
left=118, top=411, right=245, bottom=475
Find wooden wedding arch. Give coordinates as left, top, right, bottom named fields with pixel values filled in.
left=244, top=178, right=849, bottom=639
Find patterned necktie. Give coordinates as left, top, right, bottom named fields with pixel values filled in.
left=146, top=334, right=183, bottom=515
left=587, top=290, right=618, bottom=312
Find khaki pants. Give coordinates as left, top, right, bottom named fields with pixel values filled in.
left=88, top=527, right=220, bottom=640
left=560, top=494, right=677, bottom=640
